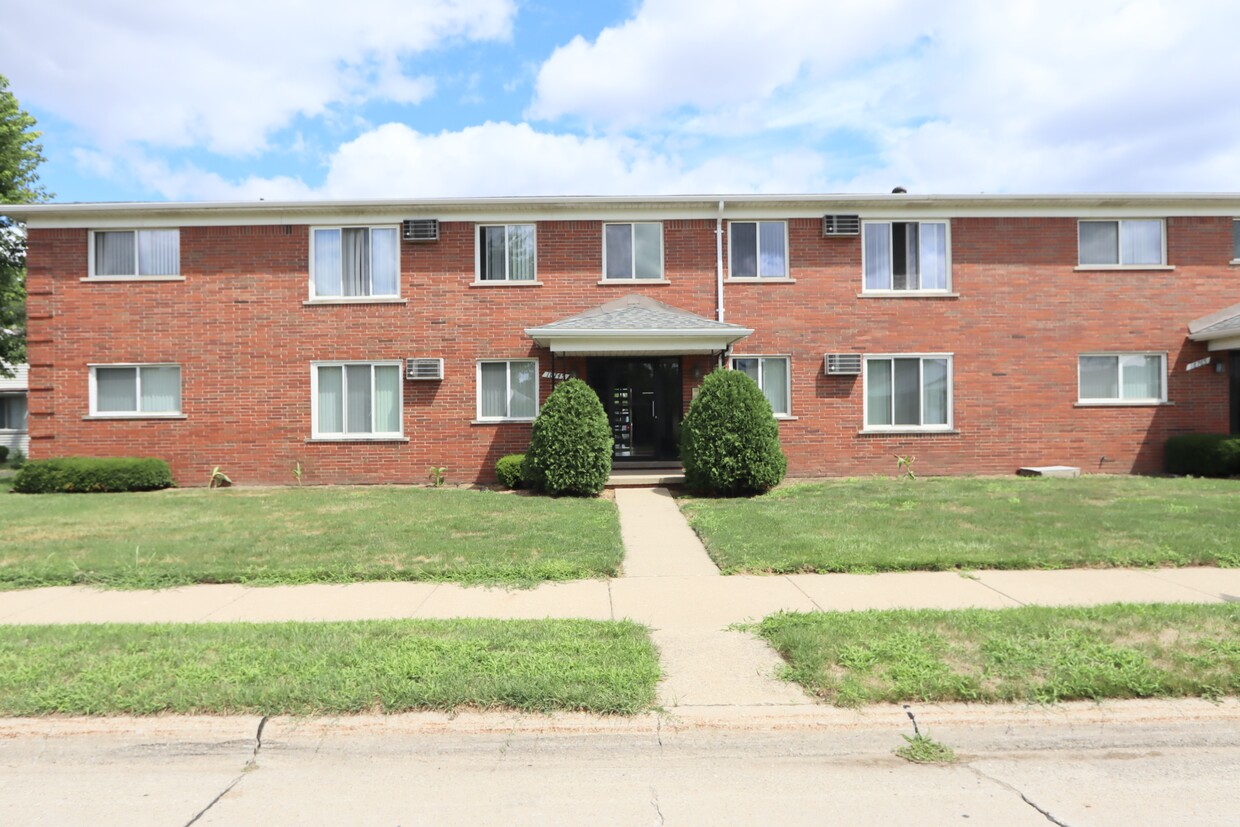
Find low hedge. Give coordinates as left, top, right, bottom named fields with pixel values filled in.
left=495, top=453, right=526, bottom=489
left=12, top=457, right=175, bottom=494
left=1164, top=434, right=1240, bottom=477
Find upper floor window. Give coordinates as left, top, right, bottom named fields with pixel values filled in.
left=311, top=226, right=399, bottom=298
left=1078, top=353, right=1166, bottom=404
left=732, top=356, right=791, bottom=416
left=312, top=361, right=403, bottom=437
left=1078, top=220, right=1165, bottom=267
left=864, top=355, right=952, bottom=431
left=604, top=223, right=663, bottom=280
left=478, top=225, right=536, bottom=282
left=0, top=394, right=26, bottom=431
left=729, top=221, right=787, bottom=278
left=89, top=365, right=182, bottom=416
left=863, top=221, right=949, bottom=292
left=477, top=359, right=538, bottom=420
left=91, top=230, right=180, bottom=277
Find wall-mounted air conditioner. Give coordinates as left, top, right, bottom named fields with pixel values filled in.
left=824, top=354, right=862, bottom=375
left=822, top=215, right=861, bottom=236
left=405, top=358, right=444, bottom=380
left=402, top=219, right=440, bottom=242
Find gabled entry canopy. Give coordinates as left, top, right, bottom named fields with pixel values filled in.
left=1188, top=301, right=1240, bottom=351
left=525, top=294, right=753, bottom=355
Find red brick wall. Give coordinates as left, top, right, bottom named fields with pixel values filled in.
left=25, top=214, right=1236, bottom=485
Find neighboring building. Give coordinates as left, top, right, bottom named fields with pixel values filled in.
left=5, top=194, right=1240, bottom=485
left=0, top=363, right=29, bottom=458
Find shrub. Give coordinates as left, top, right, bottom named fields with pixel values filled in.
left=681, top=368, right=787, bottom=496
left=8, top=448, right=25, bottom=469
left=0, top=446, right=7, bottom=464
left=12, top=457, right=175, bottom=494
left=1164, top=434, right=1240, bottom=477
left=524, top=379, right=612, bottom=496
left=496, top=453, right=526, bottom=489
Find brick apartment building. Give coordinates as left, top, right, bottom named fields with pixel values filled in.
left=6, top=194, right=1240, bottom=486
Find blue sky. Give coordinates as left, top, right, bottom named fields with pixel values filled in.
left=5, top=0, right=1240, bottom=203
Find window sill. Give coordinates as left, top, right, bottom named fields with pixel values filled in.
left=470, top=281, right=543, bottom=288
left=774, top=415, right=798, bottom=421
left=306, top=436, right=410, bottom=443
left=83, top=414, right=187, bottom=420
left=597, top=279, right=671, bottom=286
left=471, top=418, right=535, bottom=425
left=303, top=297, right=407, bottom=305
left=858, top=428, right=960, bottom=436
left=1230, top=259, right=1240, bottom=266
left=725, top=277, right=796, bottom=284
left=858, top=291, right=959, bottom=299
left=1072, top=265, right=1174, bottom=272
left=0, top=429, right=28, bottom=434
left=80, top=276, right=186, bottom=283
left=1074, top=401, right=1173, bottom=408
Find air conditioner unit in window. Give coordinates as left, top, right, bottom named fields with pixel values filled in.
left=824, top=354, right=862, bottom=375
left=822, top=215, right=861, bottom=236
left=405, top=358, right=444, bottom=380
left=402, top=219, right=440, bottom=242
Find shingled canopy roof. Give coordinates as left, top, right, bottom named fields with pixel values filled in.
left=525, top=294, right=752, bottom=355
left=1188, top=301, right=1240, bottom=350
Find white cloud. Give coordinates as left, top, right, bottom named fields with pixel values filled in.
left=2, top=0, right=515, bottom=154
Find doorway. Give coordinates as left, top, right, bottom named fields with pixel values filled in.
left=586, top=357, right=682, bottom=462
left=1231, top=352, right=1239, bottom=434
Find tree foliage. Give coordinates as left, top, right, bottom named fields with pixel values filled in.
left=681, top=368, right=787, bottom=496
left=1, top=73, right=50, bottom=375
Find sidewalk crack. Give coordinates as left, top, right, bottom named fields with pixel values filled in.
left=783, top=575, right=824, bottom=611
left=968, top=765, right=1070, bottom=826
left=969, top=576, right=1026, bottom=607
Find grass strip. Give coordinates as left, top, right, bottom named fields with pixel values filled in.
left=679, top=476, right=1240, bottom=573
left=0, top=484, right=623, bottom=589
left=757, top=603, right=1240, bottom=707
left=0, top=618, right=660, bottom=715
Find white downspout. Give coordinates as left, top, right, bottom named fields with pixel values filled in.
left=715, top=200, right=725, bottom=323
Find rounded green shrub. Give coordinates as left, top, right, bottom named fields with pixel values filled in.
left=495, top=453, right=526, bottom=489
left=1165, top=434, right=1240, bottom=477
left=12, top=456, right=175, bottom=493
left=681, top=368, right=787, bottom=496
left=524, top=379, right=612, bottom=496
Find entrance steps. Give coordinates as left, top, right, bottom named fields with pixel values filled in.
left=606, top=467, right=685, bottom=487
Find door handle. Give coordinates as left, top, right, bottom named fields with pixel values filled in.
left=651, top=399, right=656, bottom=417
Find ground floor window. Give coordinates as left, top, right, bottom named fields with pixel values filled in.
left=1078, top=353, right=1165, bottom=403
left=864, top=355, right=952, bottom=430
left=313, top=362, right=403, bottom=437
left=477, top=360, right=538, bottom=420
left=89, top=365, right=182, bottom=415
left=0, top=394, right=26, bottom=431
left=732, top=356, right=790, bottom=415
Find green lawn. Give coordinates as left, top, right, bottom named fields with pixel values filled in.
left=679, top=476, right=1240, bottom=573
left=757, top=603, right=1240, bottom=707
left=0, top=618, right=660, bottom=715
left=0, top=484, right=623, bottom=589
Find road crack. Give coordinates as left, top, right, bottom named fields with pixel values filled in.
left=650, top=786, right=665, bottom=825
left=183, top=716, right=268, bottom=826
left=968, top=765, right=1071, bottom=826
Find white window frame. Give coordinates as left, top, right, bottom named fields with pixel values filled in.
left=87, top=229, right=182, bottom=280
left=1076, top=352, right=1167, bottom=405
left=308, top=225, right=401, bottom=300
left=88, top=364, right=183, bottom=417
left=475, top=224, right=538, bottom=283
left=310, top=360, right=405, bottom=439
left=861, top=220, right=953, bottom=294
left=1077, top=219, right=1168, bottom=268
left=728, top=220, right=789, bottom=279
left=729, top=355, right=792, bottom=417
left=0, top=393, right=27, bottom=432
left=475, top=359, right=540, bottom=421
left=602, top=222, right=665, bottom=281
left=862, top=354, right=954, bottom=432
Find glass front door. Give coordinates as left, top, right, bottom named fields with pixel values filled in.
left=587, top=358, right=682, bottom=461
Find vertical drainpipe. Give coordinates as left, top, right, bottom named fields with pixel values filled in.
left=715, top=200, right=726, bottom=369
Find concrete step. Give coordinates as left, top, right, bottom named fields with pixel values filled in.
left=606, top=469, right=685, bottom=487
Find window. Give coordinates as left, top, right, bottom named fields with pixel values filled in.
left=0, top=394, right=26, bottom=431
left=729, top=221, right=787, bottom=278
left=864, top=356, right=952, bottom=430
left=604, top=223, right=663, bottom=280
left=312, top=362, right=403, bottom=437
left=477, top=360, right=538, bottom=420
left=477, top=225, right=536, bottom=282
left=91, top=230, right=180, bottom=277
left=1078, top=353, right=1166, bottom=403
left=311, top=226, right=399, bottom=298
left=1078, top=220, right=1165, bottom=266
left=89, top=365, right=182, bottom=416
left=863, top=221, right=949, bottom=291
left=732, top=356, right=790, bottom=416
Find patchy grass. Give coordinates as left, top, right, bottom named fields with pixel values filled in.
left=679, top=476, right=1240, bottom=573
left=0, top=619, right=660, bottom=716
left=756, top=603, right=1240, bottom=707
left=0, top=485, right=623, bottom=589
left=896, top=733, right=958, bottom=764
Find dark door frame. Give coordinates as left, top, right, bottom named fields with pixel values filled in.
left=587, top=357, right=683, bottom=463
left=1230, top=351, right=1240, bottom=435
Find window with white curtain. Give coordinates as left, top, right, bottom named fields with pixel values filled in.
left=863, top=221, right=950, bottom=291
left=311, top=227, right=399, bottom=298
left=477, top=225, right=537, bottom=282
left=1078, top=220, right=1165, bottom=266
left=477, top=360, right=538, bottom=420
left=91, top=230, right=180, bottom=277
left=1078, top=353, right=1166, bottom=403
left=729, top=221, right=787, bottom=278
left=604, top=223, right=663, bottom=279
left=312, top=362, right=403, bottom=437
left=0, top=394, right=27, bottom=431
left=89, top=365, right=182, bottom=416
left=732, top=356, right=791, bottom=416
left=864, top=355, right=952, bottom=430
